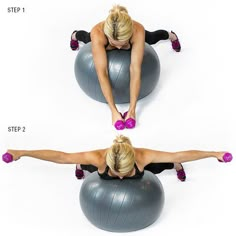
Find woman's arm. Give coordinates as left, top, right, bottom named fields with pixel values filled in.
left=129, top=23, right=145, bottom=110
left=6, top=148, right=107, bottom=166
left=130, top=23, right=145, bottom=74
left=136, top=148, right=230, bottom=166
left=90, top=25, right=116, bottom=108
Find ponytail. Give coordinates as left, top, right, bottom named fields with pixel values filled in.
left=106, top=135, right=135, bottom=174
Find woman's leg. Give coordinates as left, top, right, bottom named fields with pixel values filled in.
left=145, top=30, right=169, bottom=44
left=75, top=164, right=97, bottom=179
left=145, top=30, right=181, bottom=52
left=81, top=164, right=97, bottom=172
left=74, top=30, right=91, bottom=43
left=144, top=162, right=186, bottom=181
left=144, top=162, right=174, bottom=174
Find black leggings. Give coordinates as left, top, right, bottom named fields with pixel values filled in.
left=74, top=29, right=169, bottom=45
left=144, top=162, right=174, bottom=174
left=81, top=162, right=174, bottom=175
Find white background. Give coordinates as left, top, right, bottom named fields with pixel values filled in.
left=0, top=0, right=235, bottom=236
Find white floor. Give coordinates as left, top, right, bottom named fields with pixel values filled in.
left=0, top=0, right=236, bottom=236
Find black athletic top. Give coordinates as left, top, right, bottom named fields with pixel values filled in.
left=98, top=163, right=144, bottom=180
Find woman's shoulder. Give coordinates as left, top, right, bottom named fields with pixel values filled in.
left=131, top=21, right=145, bottom=43
left=133, top=20, right=145, bottom=33
left=93, top=148, right=107, bottom=166
left=135, top=147, right=161, bottom=167
left=94, top=148, right=107, bottom=159
left=91, top=21, right=107, bottom=43
left=94, top=148, right=107, bottom=172
left=134, top=147, right=147, bottom=165
left=133, top=20, right=144, bottom=28
left=82, top=148, right=106, bottom=165
left=91, top=21, right=105, bottom=34
left=133, top=147, right=146, bottom=171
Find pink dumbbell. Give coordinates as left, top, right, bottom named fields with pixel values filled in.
left=218, top=152, right=233, bottom=163
left=2, top=153, right=13, bottom=163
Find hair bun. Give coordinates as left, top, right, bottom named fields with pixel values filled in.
left=110, top=5, right=129, bottom=15
left=115, top=137, right=124, bottom=143
left=113, top=135, right=132, bottom=145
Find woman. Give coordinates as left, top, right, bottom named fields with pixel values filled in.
left=5, top=135, right=232, bottom=180
left=70, top=5, right=181, bottom=130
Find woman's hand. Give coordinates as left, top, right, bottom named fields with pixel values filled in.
left=6, top=149, right=23, bottom=161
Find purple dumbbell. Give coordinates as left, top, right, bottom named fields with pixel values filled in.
left=218, top=152, right=233, bottom=163
left=223, top=152, right=233, bottom=162
left=2, top=152, right=13, bottom=163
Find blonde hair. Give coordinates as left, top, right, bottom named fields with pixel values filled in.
left=104, top=5, right=133, bottom=41
left=106, top=135, right=135, bottom=174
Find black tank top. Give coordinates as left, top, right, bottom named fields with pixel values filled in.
left=98, top=163, right=144, bottom=180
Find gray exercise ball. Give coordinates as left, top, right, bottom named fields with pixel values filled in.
left=79, top=171, right=165, bottom=232
left=74, top=43, right=160, bottom=104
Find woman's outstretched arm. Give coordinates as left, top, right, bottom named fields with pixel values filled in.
left=136, top=148, right=232, bottom=166
left=5, top=149, right=107, bottom=166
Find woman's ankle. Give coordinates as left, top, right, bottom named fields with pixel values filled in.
left=71, top=31, right=77, bottom=40
left=174, top=162, right=183, bottom=171
left=169, top=32, right=177, bottom=41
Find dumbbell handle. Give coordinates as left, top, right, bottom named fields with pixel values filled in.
left=2, top=153, right=13, bottom=163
